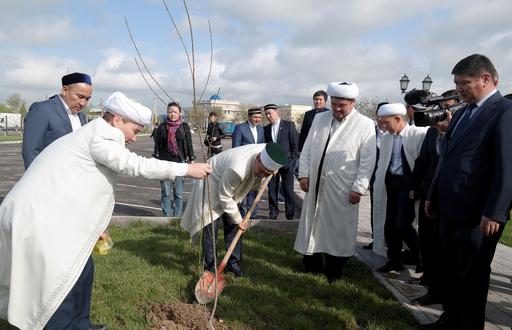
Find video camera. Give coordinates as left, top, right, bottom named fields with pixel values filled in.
left=404, top=89, right=465, bottom=127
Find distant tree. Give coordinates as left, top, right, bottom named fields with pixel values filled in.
left=5, top=94, right=27, bottom=116
left=356, top=97, right=385, bottom=121
left=0, top=103, right=9, bottom=113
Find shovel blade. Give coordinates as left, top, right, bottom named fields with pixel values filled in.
left=194, top=271, right=227, bottom=304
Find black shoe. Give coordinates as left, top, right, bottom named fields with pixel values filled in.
left=363, top=242, right=373, bottom=250
left=225, top=265, right=244, bottom=277
left=269, top=215, right=278, bottom=220
left=411, top=293, right=442, bottom=306
left=88, top=324, right=107, bottom=330
left=286, top=216, right=294, bottom=220
left=376, top=261, right=404, bottom=273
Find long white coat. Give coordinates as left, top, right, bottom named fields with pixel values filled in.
left=0, top=118, right=186, bottom=330
left=372, top=124, right=428, bottom=257
left=181, top=144, right=265, bottom=238
left=294, top=110, right=376, bottom=257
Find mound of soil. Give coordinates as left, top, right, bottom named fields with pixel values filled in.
left=146, top=301, right=231, bottom=330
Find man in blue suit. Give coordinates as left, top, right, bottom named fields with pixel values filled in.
left=232, top=108, right=264, bottom=217
left=263, top=104, right=298, bottom=220
left=423, top=54, right=512, bottom=330
left=22, top=72, right=92, bottom=169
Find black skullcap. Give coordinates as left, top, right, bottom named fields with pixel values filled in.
left=248, top=108, right=262, bottom=116
left=61, top=72, right=92, bottom=86
left=264, top=104, right=278, bottom=111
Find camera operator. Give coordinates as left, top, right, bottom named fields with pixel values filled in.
left=408, top=90, right=457, bottom=306
left=422, top=54, right=512, bottom=330
left=371, top=103, right=428, bottom=273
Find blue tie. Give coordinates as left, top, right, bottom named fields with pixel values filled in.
left=450, top=103, right=476, bottom=141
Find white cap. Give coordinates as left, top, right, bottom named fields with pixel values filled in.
left=327, top=82, right=359, bottom=100
left=259, top=143, right=287, bottom=172
left=377, top=103, right=407, bottom=117
left=104, top=92, right=152, bottom=126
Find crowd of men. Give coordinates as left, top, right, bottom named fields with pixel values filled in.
left=1, top=53, right=511, bottom=330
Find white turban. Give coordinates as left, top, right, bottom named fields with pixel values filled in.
left=377, top=103, right=407, bottom=117
left=104, top=91, right=152, bottom=126
left=327, top=82, right=359, bottom=100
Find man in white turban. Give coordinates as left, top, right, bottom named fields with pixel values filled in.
left=0, top=92, right=211, bottom=330
left=294, top=82, right=376, bottom=282
left=181, top=143, right=287, bottom=277
left=372, top=103, right=428, bottom=272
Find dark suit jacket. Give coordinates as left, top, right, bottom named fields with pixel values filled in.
left=298, top=107, right=329, bottom=151
left=22, top=95, right=87, bottom=169
left=411, top=127, right=439, bottom=199
left=429, top=92, right=512, bottom=225
left=264, top=119, right=299, bottom=169
left=232, top=121, right=264, bottom=147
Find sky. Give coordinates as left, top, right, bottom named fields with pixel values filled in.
left=1, top=0, right=511, bottom=114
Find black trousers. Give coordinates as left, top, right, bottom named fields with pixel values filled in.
left=303, top=253, right=348, bottom=278
left=384, top=173, right=419, bottom=265
left=203, top=213, right=242, bottom=272
left=439, top=218, right=503, bottom=329
left=44, top=256, right=94, bottom=330
left=418, top=198, right=442, bottom=296
left=268, top=166, right=295, bottom=219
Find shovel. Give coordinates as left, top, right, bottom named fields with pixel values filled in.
left=194, top=173, right=274, bottom=304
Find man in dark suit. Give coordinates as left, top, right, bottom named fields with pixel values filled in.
left=423, top=54, right=512, bottom=330
left=232, top=108, right=265, bottom=217
left=22, top=72, right=92, bottom=169
left=263, top=104, right=299, bottom=220
left=298, top=90, right=329, bottom=152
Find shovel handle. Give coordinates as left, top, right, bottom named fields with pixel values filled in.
left=216, top=173, right=275, bottom=274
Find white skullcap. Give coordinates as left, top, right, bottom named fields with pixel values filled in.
left=260, top=143, right=287, bottom=172
left=377, top=103, right=407, bottom=117
left=327, top=82, right=359, bottom=100
left=104, top=91, right=152, bottom=126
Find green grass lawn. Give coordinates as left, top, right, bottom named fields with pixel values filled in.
left=0, top=222, right=418, bottom=329
left=500, top=221, right=512, bottom=247
left=0, top=135, right=22, bottom=142
left=91, top=222, right=416, bottom=329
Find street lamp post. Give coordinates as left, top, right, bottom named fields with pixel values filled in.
left=400, top=73, right=433, bottom=93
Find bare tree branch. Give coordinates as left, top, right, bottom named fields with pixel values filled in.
left=134, top=57, right=167, bottom=106
left=162, top=0, right=193, bottom=76
left=125, top=16, right=175, bottom=103
left=198, top=21, right=214, bottom=102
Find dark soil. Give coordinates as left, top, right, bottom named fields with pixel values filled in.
left=146, top=301, right=232, bottom=330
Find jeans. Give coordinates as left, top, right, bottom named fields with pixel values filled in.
left=160, top=176, right=184, bottom=217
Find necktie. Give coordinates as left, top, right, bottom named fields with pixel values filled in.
left=450, top=103, right=476, bottom=141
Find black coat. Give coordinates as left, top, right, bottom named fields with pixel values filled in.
left=264, top=119, right=299, bottom=169
left=298, top=107, right=329, bottom=152
left=153, top=121, right=196, bottom=163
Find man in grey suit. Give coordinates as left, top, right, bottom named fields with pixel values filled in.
left=263, top=104, right=298, bottom=220
left=232, top=108, right=264, bottom=217
left=423, top=54, right=512, bottom=330
left=22, top=72, right=92, bottom=169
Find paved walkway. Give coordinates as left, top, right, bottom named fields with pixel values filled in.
left=295, top=184, right=512, bottom=329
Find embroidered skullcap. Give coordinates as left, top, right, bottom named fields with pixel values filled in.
left=248, top=108, right=262, bottom=116
left=377, top=103, right=407, bottom=117
left=104, top=91, right=152, bottom=126
left=61, top=72, right=92, bottom=86
left=327, top=82, right=359, bottom=100
left=260, top=143, right=287, bottom=172
left=264, top=104, right=278, bottom=111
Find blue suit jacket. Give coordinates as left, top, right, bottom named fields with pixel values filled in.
left=22, top=95, right=87, bottom=168
left=264, top=119, right=298, bottom=169
left=429, top=91, right=512, bottom=224
left=232, top=121, right=264, bottom=147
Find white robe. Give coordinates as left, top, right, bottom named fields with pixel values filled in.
left=0, top=118, right=186, bottom=330
left=180, top=144, right=265, bottom=238
left=372, top=124, right=428, bottom=257
left=294, top=110, right=376, bottom=257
